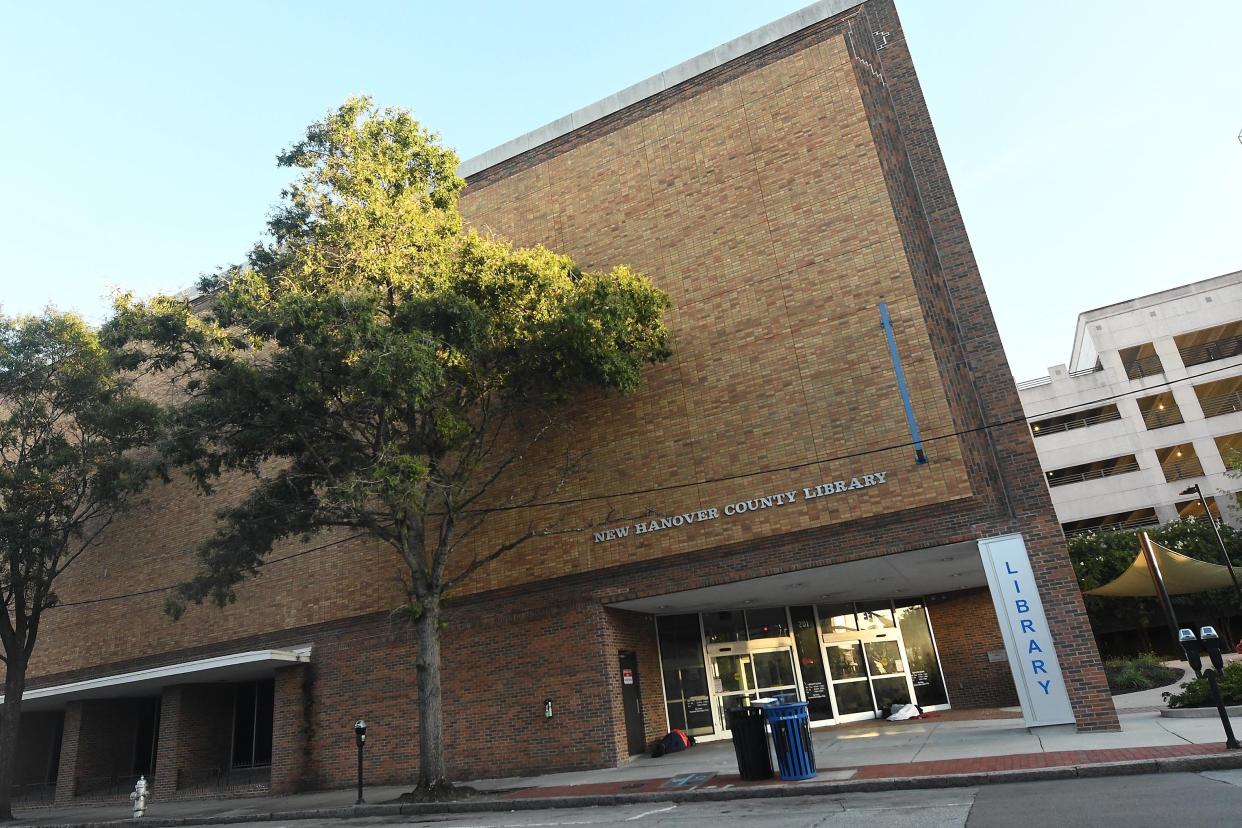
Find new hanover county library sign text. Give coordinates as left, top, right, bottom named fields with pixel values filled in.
left=592, top=471, right=888, bottom=544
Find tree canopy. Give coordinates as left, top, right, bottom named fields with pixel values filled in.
left=105, top=96, right=672, bottom=789
left=0, top=310, right=161, bottom=817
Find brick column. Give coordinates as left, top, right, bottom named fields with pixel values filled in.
left=52, top=703, right=83, bottom=804
left=153, top=684, right=234, bottom=799
left=270, top=665, right=310, bottom=794
left=52, top=699, right=141, bottom=803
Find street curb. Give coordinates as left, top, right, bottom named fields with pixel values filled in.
left=19, top=752, right=1242, bottom=828
left=1160, top=705, right=1242, bottom=718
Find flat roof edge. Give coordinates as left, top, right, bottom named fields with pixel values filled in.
left=458, top=0, right=865, bottom=179
left=6, top=646, right=313, bottom=704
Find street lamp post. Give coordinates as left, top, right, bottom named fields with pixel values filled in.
left=354, top=719, right=367, bottom=805
left=1179, top=627, right=1241, bottom=750
left=1179, top=484, right=1242, bottom=606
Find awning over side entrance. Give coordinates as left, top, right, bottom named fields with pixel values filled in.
left=5, top=647, right=312, bottom=711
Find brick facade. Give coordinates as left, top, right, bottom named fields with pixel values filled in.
left=7, top=0, right=1116, bottom=799
left=927, top=589, right=1020, bottom=709
left=153, top=685, right=234, bottom=798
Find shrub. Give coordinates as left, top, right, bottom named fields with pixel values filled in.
left=1164, top=660, right=1242, bottom=708
left=1105, top=653, right=1181, bottom=695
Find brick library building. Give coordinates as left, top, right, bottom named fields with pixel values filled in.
left=9, top=0, right=1118, bottom=804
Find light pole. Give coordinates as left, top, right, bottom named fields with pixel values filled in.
left=354, top=719, right=367, bottom=805
left=1179, top=627, right=1240, bottom=750
left=1179, top=484, right=1242, bottom=606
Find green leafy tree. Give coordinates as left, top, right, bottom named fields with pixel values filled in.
left=0, top=312, right=161, bottom=818
left=106, top=97, right=671, bottom=792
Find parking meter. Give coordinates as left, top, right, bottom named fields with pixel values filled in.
left=1179, top=628, right=1204, bottom=677
left=1201, top=626, right=1226, bottom=673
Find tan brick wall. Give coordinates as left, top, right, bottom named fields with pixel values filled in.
left=456, top=30, right=973, bottom=595
left=23, top=16, right=976, bottom=686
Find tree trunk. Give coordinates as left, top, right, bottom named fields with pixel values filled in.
left=0, top=660, right=27, bottom=821
left=415, top=598, right=447, bottom=790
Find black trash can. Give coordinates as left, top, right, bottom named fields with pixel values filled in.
left=726, top=705, right=773, bottom=780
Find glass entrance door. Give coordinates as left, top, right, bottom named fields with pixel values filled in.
left=864, top=638, right=913, bottom=713
left=709, top=646, right=798, bottom=725
left=824, top=640, right=874, bottom=721
left=818, top=603, right=918, bottom=722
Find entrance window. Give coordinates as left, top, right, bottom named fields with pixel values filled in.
left=856, top=602, right=896, bottom=631
left=790, top=606, right=833, bottom=721
left=817, top=604, right=859, bottom=633
left=895, top=602, right=949, bottom=707
left=232, top=679, right=274, bottom=768
left=702, top=611, right=748, bottom=643
left=752, top=650, right=795, bottom=687
left=826, top=640, right=866, bottom=680
left=745, top=607, right=789, bottom=640
left=656, top=615, right=715, bottom=737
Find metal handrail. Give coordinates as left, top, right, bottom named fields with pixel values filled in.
left=74, top=774, right=139, bottom=800
left=10, top=781, right=56, bottom=805
left=1124, top=354, right=1164, bottom=380
left=1031, top=410, right=1122, bottom=436
left=1047, top=460, right=1141, bottom=487
left=1140, top=408, right=1184, bottom=429
left=1161, top=458, right=1204, bottom=482
left=1063, top=517, right=1160, bottom=538
left=1179, top=334, right=1242, bottom=368
left=1199, top=390, right=1242, bottom=419
left=1016, top=366, right=1103, bottom=390
left=176, top=764, right=271, bottom=794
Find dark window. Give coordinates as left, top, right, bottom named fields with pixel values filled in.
left=896, top=602, right=948, bottom=707
left=231, top=679, right=274, bottom=768
left=790, top=606, right=833, bottom=721
left=656, top=615, right=714, bottom=737
left=133, top=697, right=160, bottom=776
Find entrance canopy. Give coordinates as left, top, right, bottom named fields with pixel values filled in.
left=4, top=646, right=311, bottom=712
left=1084, top=540, right=1236, bottom=597
left=609, top=541, right=985, bottom=613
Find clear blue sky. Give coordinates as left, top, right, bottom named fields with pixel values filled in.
left=1, top=1, right=1239, bottom=381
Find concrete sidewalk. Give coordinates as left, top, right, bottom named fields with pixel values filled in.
left=15, top=703, right=1242, bottom=827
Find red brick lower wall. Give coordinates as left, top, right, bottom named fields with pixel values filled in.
left=270, top=665, right=311, bottom=794
left=600, top=609, right=666, bottom=759
left=290, top=600, right=636, bottom=790
left=153, top=684, right=234, bottom=797
left=927, top=588, right=1019, bottom=709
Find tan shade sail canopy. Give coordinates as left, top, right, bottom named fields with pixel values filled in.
left=1084, top=539, right=1236, bottom=597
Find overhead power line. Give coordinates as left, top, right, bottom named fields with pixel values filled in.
left=45, top=357, right=1242, bottom=610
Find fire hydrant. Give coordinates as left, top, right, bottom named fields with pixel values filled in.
left=129, top=775, right=149, bottom=818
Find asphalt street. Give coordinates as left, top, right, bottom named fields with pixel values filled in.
left=210, top=770, right=1242, bottom=828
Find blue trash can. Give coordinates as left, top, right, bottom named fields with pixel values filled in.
left=761, top=700, right=817, bottom=781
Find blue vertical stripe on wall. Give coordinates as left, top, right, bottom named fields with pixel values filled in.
left=878, top=301, right=927, bottom=464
